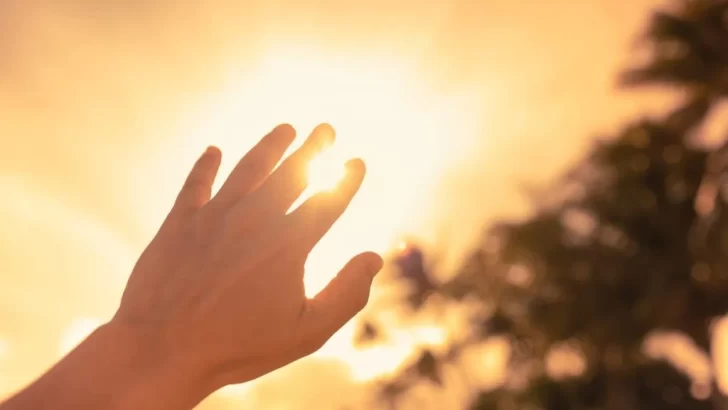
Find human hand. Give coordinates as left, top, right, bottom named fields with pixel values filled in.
left=112, top=123, right=383, bottom=392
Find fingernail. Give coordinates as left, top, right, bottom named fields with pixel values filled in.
left=205, top=146, right=216, bottom=155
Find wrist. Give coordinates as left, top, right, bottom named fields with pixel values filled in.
left=1, top=319, right=218, bottom=410
left=97, top=320, right=219, bottom=410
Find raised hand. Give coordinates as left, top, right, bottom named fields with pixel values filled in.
left=114, top=123, right=382, bottom=394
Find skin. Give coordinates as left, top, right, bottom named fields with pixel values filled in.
left=0, top=123, right=383, bottom=410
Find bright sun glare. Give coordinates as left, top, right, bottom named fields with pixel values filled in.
left=160, top=45, right=482, bottom=387
left=306, top=149, right=346, bottom=193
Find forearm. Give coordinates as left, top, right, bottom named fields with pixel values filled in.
left=0, top=322, right=215, bottom=410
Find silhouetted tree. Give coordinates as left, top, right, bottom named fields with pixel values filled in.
left=623, top=0, right=728, bottom=134
left=362, top=2, right=728, bottom=409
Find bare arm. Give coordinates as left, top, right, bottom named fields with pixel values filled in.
left=0, top=323, right=213, bottom=409
left=0, top=123, right=382, bottom=410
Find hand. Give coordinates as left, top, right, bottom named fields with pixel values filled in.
left=113, top=123, right=383, bottom=392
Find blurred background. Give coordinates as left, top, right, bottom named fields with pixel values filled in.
left=4, top=0, right=728, bottom=408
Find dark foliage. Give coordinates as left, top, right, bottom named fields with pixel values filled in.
left=363, top=2, right=728, bottom=409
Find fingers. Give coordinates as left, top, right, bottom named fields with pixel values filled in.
left=173, top=146, right=222, bottom=213
left=212, top=124, right=296, bottom=208
left=297, top=252, right=383, bottom=354
left=286, top=158, right=366, bottom=252
left=245, top=124, right=335, bottom=216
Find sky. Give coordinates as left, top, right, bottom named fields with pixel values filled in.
left=0, top=0, right=687, bottom=409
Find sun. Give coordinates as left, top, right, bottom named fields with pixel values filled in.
left=306, top=148, right=346, bottom=193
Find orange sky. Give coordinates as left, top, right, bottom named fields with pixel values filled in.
left=0, top=1, right=678, bottom=409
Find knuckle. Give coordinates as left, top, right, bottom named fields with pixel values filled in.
left=241, top=155, right=270, bottom=181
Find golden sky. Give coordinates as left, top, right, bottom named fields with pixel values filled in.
left=0, top=1, right=679, bottom=409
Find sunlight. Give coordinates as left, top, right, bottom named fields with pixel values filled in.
left=710, top=317, right=728, bottom=394
left=0, top=339, right=9, bottom=360
left=305, top=149, right=347, bottom=194
left=59, top=317, right=103, bottom=356
left=154, top=44, right=481, bottom=387
left=3, top=3, right=703, bottom=410
left=397, top=241, right=410, bottom=252
left=170, top=44, right=481, bottom=296
left=460, top=337, right=511, bottom=390
left=316, top=322, right=449, bottom=382
left=643, top=330, right=713, bottom=397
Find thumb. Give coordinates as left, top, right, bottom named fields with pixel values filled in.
left=298, top=252, right=383, bottom=354
left=173, top=146, right=222, bottom=213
